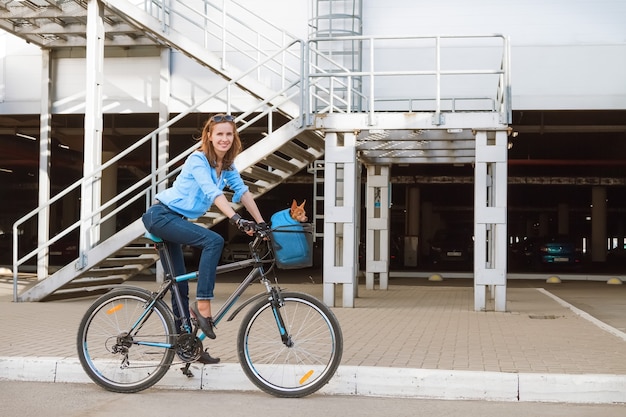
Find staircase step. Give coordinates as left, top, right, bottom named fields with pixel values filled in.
left=262, top=154, right=300, bottom=173
left=98, top=255, right=158, bottom=268
left=296, top=131, right=325, bottom=151
left=41, top=286, right=118, bottom=302
left=11, top=0, right=329, bottom=302
left=239, top=182, right=263, bottom=194
left=115, top=246, right=156, bottom=256
left=280, top=141, right=319, bottom=161
left=60, top=276, right=127, bottom=290
left=82, top=265, right=146, bottom=278
left=243, top=165, right=285, bottom=183
left=39, top=276, right=132, bottom=302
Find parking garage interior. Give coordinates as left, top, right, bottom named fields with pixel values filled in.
left=1, top=109, right=625, bottom=273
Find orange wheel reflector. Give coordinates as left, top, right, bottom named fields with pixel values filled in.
left=106, top=304, right=123, bottom=315
left=299, top=370, right=314, bottom=385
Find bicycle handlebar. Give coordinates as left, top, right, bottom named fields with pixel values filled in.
left=245, top=223, right=271, bottom=252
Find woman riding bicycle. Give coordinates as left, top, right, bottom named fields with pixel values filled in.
left=141, top=113, right=267, bottom=363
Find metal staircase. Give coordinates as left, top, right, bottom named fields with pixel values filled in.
left=3, top=1, right=512, bottom=305
left=4, top=0, right=325, bottom=301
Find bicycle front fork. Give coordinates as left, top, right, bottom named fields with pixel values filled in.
left=268, top=286, right=293, bottom=347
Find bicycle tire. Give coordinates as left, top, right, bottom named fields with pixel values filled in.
left=237, top=291, right=343, bottom=398
left=76, top=287, right=176, bottom=393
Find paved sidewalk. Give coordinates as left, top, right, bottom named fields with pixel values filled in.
left=1, top=271, right=625, bottom=403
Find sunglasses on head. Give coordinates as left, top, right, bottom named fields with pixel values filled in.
left=210, top=114, right=235, bottom=123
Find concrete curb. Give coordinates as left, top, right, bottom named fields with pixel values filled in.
left=1, top=356, right=624, bottom=404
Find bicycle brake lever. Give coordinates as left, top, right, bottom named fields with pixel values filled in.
left=255, top=223, right=270, bottom=239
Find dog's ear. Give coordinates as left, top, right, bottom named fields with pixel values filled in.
left=298, top=199, right=306, bottom=209
left=291, top=199, right=298, bottom=211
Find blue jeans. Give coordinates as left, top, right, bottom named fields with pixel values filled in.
left=142, top=203, right=224, bottom=324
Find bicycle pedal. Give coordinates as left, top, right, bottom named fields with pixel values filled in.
left=180, top=364, right=194, bottom=378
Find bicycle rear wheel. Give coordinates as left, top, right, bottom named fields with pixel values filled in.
left=76, top=287, right=176, bottom=393
left=237, top=291, right=343, bottom=398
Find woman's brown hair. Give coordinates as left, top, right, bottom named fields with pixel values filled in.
left=199, top=114, right=242, bottom=170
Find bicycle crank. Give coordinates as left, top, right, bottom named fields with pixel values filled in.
left=174, top=333, right=202, bottom=363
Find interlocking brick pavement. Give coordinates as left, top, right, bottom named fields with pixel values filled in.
left=1, top=272, right=625, bottom=376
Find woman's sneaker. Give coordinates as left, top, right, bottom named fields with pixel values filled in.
left=197, top=349, right=220, bottom=364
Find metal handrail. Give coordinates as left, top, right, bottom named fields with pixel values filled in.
left=10, top=1, right=512, bottom=301
left=142, top=0, right=301, bottom=85
left=12, top=37, right=306, bottom=300
left=307, top=34, right=511, bottom=123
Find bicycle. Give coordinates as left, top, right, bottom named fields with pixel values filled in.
left=76, top=223, right=343, bottom=398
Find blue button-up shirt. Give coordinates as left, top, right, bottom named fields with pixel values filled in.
left=155, top=151, right=249, bottom=219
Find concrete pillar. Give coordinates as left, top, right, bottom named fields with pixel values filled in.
left=420, top=201, right=434, bottom=260
left=154, top=47, right=171, bottom=283
left=36, top=49, right=52, bottom=280
left=100, top=151, right=118, bottom=240
left=365, top=165, right=390, bottom=290
left=591, top=186, right=607, bottom=262
left=403, top=186, right=420, bottom=267
left=79, top=0, right=105, bottom=269
left=474, top=130, right=508, bottom=312
left=323, top=132, right=359, bottom=307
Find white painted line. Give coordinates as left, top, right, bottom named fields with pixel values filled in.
left=537, top=288, right=626, bottom=342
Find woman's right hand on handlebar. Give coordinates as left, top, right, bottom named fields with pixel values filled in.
left=230, top=213, right=256, bottom=235
left=256, top=222, right=271, bottom=239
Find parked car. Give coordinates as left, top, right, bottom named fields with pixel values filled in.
left=428, top=228, right=474, bottom=266
left=518, top=235, right=583, bottom=270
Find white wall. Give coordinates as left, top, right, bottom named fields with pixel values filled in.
left=0, top=32, right=42, bottom=113
left=363, top=0, right=624, bottom=45
left=362, top=0, right=626, bottom=110
left=0, top=0, right=624, bottom=114
left=52, top=54, right=163, bottom=114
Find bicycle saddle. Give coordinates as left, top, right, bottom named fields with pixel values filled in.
left=144, top=232, right=163, bottom=243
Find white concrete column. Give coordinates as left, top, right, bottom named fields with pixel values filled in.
left=404, top=186, right=420, bottom=267
left=323, top=132, right=359, bottom=308
left=100, top=151, right=118, bottom=240
left=79, top=0, right=105, bottom=269
left=157, top=47, right=171, bottom=195
left=420, top=201, right=434, bottom=260
left=154, top=47, right=171, bottom=283
left=474, top=130, right=508, bottom=312
left=365, top=165, right=390, bottom=290
left=36, top=49, right=52, bottom=280
left=591, top=186, right=607, bottom=262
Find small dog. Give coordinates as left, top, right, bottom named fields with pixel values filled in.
left=290, top=199, right=308, bottom=222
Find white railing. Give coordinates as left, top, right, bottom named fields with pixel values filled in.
left=140, top=0, right=302, bottom=90
left=10, top=2, right=512, bottom=300
left=307, top=34, right=511, bottom=124
left=12, top=38, right=306, bottom=301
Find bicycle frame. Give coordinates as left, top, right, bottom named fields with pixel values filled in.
left=77, top=227, right=342, bottom=397
left=143, top=232, right=284, bottom=346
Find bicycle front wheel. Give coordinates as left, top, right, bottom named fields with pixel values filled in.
left=237, top=291, right=343, bottom=398
left=76, top=287, right=176, bottom=393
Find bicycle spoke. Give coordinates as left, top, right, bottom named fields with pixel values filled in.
left=77, top=288, right=175, bottom=393
left=237, top=292, right=343, bottom=398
